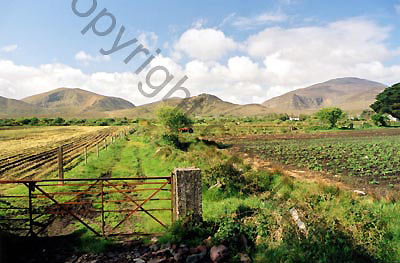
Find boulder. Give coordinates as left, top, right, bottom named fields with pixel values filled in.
left=210, top=245, right=228, bottom=263
left=239, top=253, right=251, bottom=263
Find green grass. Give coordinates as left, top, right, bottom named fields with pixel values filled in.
left=2, top=126, right=400, bottom=261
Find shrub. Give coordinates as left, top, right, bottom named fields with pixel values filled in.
left=157, top=106, right=193, bottom=133
left=371, top=114, right=389, bottom=127
left=316, top=107, right=346, bottom=128
left=205, top=163, right=244, bottom=194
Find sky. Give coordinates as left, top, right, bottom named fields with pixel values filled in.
left=0, top=0, right=400, bottom=105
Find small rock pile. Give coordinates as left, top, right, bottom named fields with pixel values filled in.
left=67, top=239, right=243, bottom=263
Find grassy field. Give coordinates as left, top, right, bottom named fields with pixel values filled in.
left=0, top=126, right=109, bottom=157
left=2, top=123, right=400, bottom=262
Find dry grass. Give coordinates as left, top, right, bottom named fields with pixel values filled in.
left=0, top=126, right=108, bottom=157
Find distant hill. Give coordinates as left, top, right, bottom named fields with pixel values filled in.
left=0, top=96, right=43, bottom=117
left=262, top=78, right=386, bottom=114
left=0, top=78, right=387, bottom=118
left=22, top=88, right=135, bottom=116
left=109, top=94, right=274, bottom=118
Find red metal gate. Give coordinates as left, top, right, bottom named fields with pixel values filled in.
left=0, top=177, right=173, bottom=237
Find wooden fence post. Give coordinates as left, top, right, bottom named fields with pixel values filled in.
left=85, top=146, right=88, bottom=165
left=58, top=146, right=64, bottom=183
left=172, top=168, right=202, bottom=222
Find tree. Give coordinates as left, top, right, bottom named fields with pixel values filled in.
left=53, top=117, right=65, bottom=126
left=371, top=113, right=389, bottom=127
left=360, top=109, right=374, bottom=120
left=30, top=117, right=39, bottom=125
left=370, top=83, right=400, bottom=119
left=315, top=107, right=345, bottom=128
left=156, top=106, right=193, bottom=132
left=17, top=118, right=31, bottom=126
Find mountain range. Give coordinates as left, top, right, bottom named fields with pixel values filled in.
left=262, top=78, right=386, bottom=114
left=0, top=77, right=387, bottom=118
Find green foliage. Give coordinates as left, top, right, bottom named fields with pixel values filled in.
left=245, top=135, right=400, bottom=180
left=213, top=214, right=255, bottom=253
left=204, top=163, right=245, bottom=194
left=279, top=114, right=289, bottom=121
left=156, top=106, right=193, bottom=132
left=160, top=218, right=216, bottom=247
left=315, top=107, right=346, bottom=128
left=371, top=83, right=400, bottom=119
left=53, top=117, right=65, bottom=126
left=161, top=133, right=181, bottom=148
left=371, top=113, right=389, bottom=127
left=360, top=109, right=375, bottom=120
left=0, top=117, right=134, bottom=127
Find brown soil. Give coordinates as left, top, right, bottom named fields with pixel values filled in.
left=212, top=129, right=400, bottom=200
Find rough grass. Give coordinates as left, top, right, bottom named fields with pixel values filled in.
left=2, top=126, right=400, bottom=261
left=0, top=126, right=108, bottom=157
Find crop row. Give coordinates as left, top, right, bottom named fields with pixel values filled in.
left=0, top=127, right=127, bottom=180
left=244, top=135, right=400, bottom=178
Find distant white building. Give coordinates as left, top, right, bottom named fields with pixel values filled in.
left=289, top=117, right=300, bottom=121
left=387, top=115, right=400, bottom=122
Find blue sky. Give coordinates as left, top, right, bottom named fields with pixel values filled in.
left=0, top=0, right=400, bottom=105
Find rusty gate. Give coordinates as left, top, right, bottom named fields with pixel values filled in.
left=0, top=177, right=173, bottom=237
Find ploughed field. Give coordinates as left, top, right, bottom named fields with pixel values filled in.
left=220, top=128, right=400, bottom=189
left=0, top=126, right=125, bottom=180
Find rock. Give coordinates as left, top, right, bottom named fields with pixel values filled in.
left=203, top=236, right=213, bottom=248
left=173, top=246, right=189, bottom=262
left=289, top=208, right=307, bottom=235
left=186, top=249, right=207, bottom=263
left=354, top=190, right=367, bottom=196
left=148, top=258, right=167, bottom=263
left=173, top=252, right=184, bottom=262
left=152, top=248, right=171, bottom=257
left=239, top=253, right=251, bottom=263
left=196, top=245, right=207, bottom=253
left=150, top=243, right=160, bottom=252
left=210, top=245, right=228, bottom=263
left=134, top=259, right=146, bottom=263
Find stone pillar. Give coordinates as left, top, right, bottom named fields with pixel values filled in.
left=172, top=168, right=202, bottom=221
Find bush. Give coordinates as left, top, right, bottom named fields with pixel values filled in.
left=157, top=106, right=193, bottom=133
left=371, top=114, right=389, bottom=127
left=160, top=217, right=216, bottom=247
left=316, top=107, right=346, bottom=128
left=160, top=133, right=190, bottom=151
left=242, top=171, right=275, bottom=193
left=213, top=215, right=255, bottom=253
left=205, top=163, right=244, bottom=194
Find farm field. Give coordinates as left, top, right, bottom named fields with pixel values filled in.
left=0, top=126, right=127, bottom=180
left=219, top=128, right=400, bottom=193
left=1, top=124, right=400, bottom=262
left=0, top=126, right=109, bottom=157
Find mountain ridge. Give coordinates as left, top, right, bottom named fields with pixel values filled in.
left=262, top=77, right=386, bottom=114
left=0, top=77, right=387, bottom=118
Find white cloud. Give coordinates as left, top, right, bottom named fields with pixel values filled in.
left=1, top=44, right=18, bottom=53
left=74, top=51, right=111, bottom=65
left=137, top=32, right=159, bottom=50
left=174, top=28, right=237, bottom=61
left=245, top=18, right=398, bottom=88
left=1, top=17, right=400, bottom=106
left=231, top=12, right=288, bottom=29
